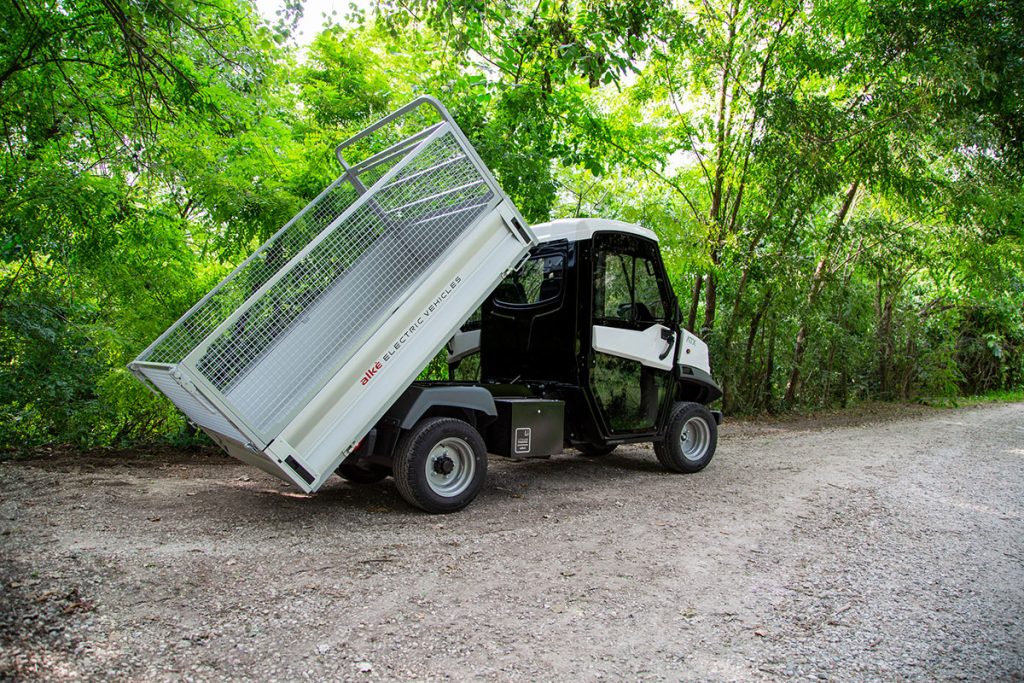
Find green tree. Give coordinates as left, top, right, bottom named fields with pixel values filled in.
left=0, top=0, right=299, bottom=447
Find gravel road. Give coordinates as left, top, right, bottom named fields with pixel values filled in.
left=2, top=402, right=1023, bottom=682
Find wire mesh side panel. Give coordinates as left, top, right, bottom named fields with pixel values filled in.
left=195, top=131, right=496, bottom=437
left=138, top=179, right=363, bottom=364
left=134, top=365, right=248, bottom=443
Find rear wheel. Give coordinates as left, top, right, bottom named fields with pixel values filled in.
left=393, top=417, right=488, bottom=513
left=336, top=462, right=390, bottom=484
left=577, top=443, right=617, bottom=457
left=654, top=402, right=717, bottom=473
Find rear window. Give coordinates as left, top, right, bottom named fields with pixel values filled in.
left=493, top=254, right=565, bottom=306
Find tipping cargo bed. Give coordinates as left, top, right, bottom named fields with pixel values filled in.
left=130, top=97, right=535, bottom=492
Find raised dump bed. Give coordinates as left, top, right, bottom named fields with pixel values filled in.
left=130, top=97, right=534, bottom=492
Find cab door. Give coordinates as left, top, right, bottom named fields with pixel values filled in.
left=587, top=232, right=677, bottom=435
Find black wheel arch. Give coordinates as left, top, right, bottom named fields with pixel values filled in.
left=388, top=385, right=497, bottom=429
left=369, top=385, right=497, bottom=463
left=675, top=366, right=723, bottom=405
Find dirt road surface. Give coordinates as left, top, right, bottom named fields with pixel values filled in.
left=2, top=402, right=1023, bottom=682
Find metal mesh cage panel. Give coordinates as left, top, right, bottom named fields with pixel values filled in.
left=135, top=366, right=248, bottom=443
left=139, top=138, right=418, bottom=366
left=192, top=130, right=495, bottom=436
left=140, top=180, right=362, bottom=364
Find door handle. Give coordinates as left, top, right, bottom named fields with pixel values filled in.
left=658, top=327, right=675, bottom=361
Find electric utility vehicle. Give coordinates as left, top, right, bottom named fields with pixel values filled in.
left=130, top=97, right=721, bottom=513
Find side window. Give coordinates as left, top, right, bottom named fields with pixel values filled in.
left=594, top=235, right=668, bottom=325
left=599, top=252, right=634, bottom=320
left=634, top=257, right=666, bottom=322
left=494, top=253, right=564, bottom=306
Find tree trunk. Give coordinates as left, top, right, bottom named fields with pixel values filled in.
left=783, top=324, right=810, bottom=405
left=763, top=320, right=777, bottom=412
left=823, top=339, right=837, bottom=405
left=702, top=11, right=736, bottom=339
left=876, top=279, right=895, bottom=400
left=901, top=335, right=916, bottom=399
left=687, top=273, right=703, bottom=332
left=783, top=179, right=860, bottom=404
left=741, top=290, right=772, bottom=408
left=702, top=271, right=717, bottom=337
left=840, top=365, right=849, bottom=408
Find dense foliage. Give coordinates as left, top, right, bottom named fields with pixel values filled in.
left=1, top=0, right=1021, bottom=449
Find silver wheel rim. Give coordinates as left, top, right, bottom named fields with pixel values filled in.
left=679, top=417, right=711, bottom=462
left=425, top=437, right=476, bottom=497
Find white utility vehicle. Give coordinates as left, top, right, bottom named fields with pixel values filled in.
left=130, top=98, right=721, bottom=513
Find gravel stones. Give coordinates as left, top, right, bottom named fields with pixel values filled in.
left=1, top=403, right=1022, bottom=681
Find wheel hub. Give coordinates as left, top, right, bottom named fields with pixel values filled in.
left=679, top=416, right=710, bottom=462
left=425, top=437, right=476, bottom=498
left=433, top=453, right=455, bottom=476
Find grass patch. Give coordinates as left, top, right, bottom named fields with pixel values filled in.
left=916, top=389, right=1024, bottom=409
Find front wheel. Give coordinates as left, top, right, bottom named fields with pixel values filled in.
left=654, top=402, right=718, bottom=473
left=393, top=417, right=488, bottom=513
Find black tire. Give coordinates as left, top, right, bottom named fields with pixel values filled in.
left=393, top=417, right=488, bottom=513
left=654, top=402, right=718, bottom=473
left=336, top=462, right=390, bottom=484
left=577, top=443, right=617, bottom=458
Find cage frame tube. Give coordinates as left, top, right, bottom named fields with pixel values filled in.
left=335, top=97, right=513, bottom=220
left=347, top=122, right=446, bottom=179
left=334, top=98, right=447, bottom=168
